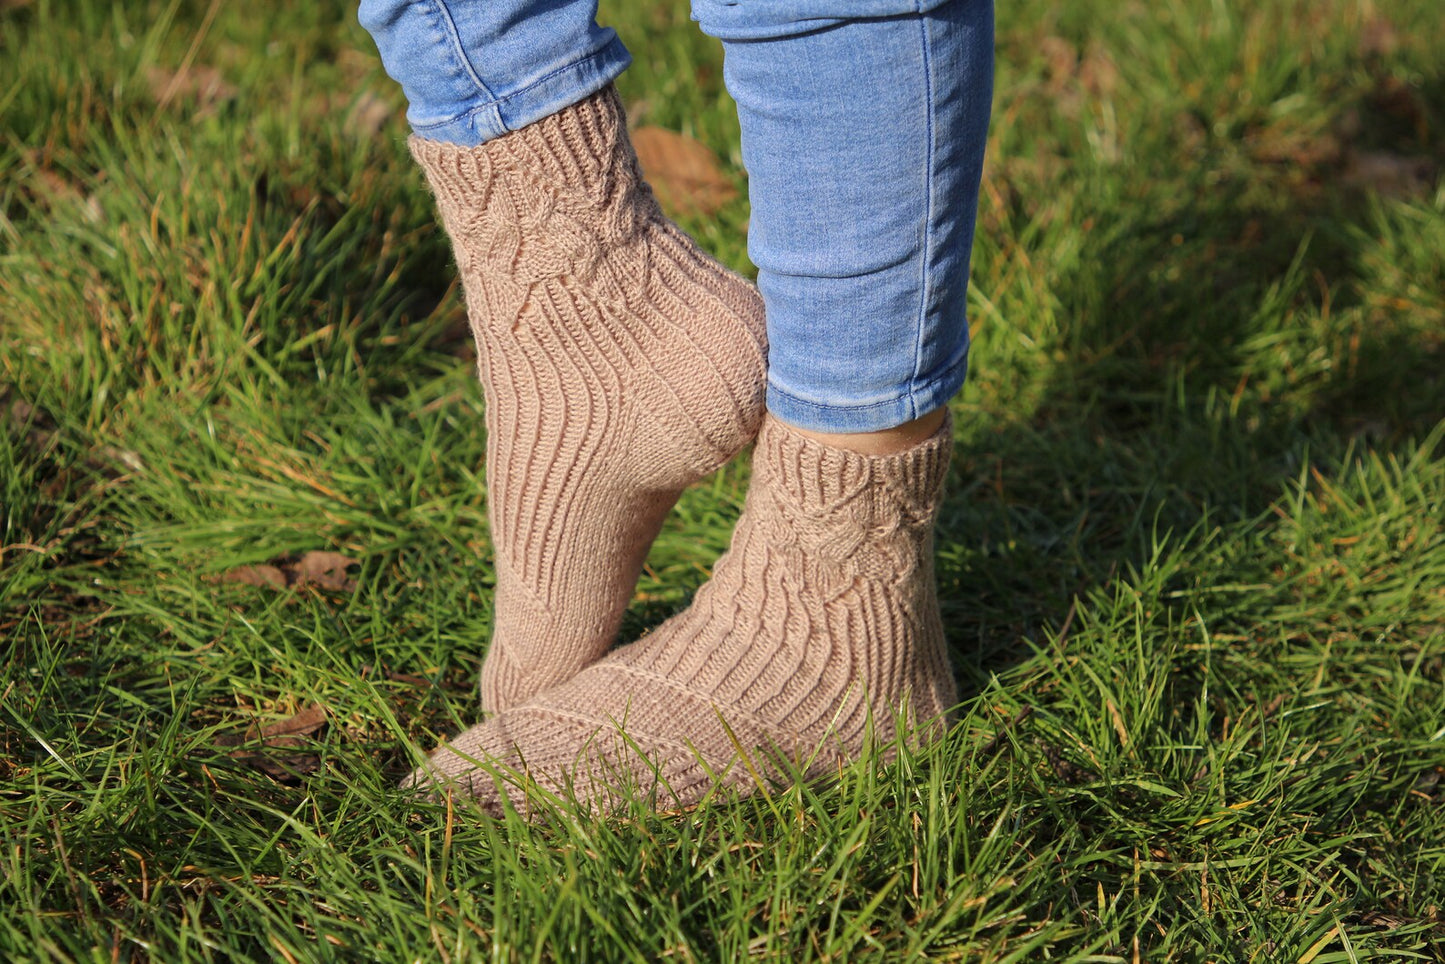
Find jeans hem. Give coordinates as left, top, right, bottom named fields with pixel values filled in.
left=692, top=0, right=961, bottom=41
left=764, top=354, right=969, bottom=433
left=408, top=35, right=632, bottom=146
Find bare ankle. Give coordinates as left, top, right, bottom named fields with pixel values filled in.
left=781, top=406, right=948, bottom=457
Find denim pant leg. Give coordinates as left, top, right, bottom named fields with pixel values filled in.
left=695, top=0, right=994, bottom=432
left=358, top=0, right=631, bottom=145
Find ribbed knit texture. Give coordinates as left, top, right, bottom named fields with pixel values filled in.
left=410, top=87, right=768, bottom=713
left=408, top=414, right=959, bottom=815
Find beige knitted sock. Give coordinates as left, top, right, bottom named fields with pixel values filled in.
left=407, top=413, right=959, bottom=815
left=410, top=88, right=768, bottom=713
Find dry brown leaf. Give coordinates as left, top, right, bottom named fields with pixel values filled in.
left=1037, top=738, right=1097, bottom=785
left=1413, top=766, right=1442, bottom=797
left=18, top=149, right=102, bottom=221
left=1343, top=150, right=1436, bottom=198
left=347, top=92, right=394, bottom=137
left=218, top=703, right=328, bottom=781
left=1360, top=15, right=1400, bottom=59
left=6, top=396, right=38, bottom=429
left=90, top=444, right=146, bottom=475
left=1078, top=44, right=1119, bottom=99
left=3, top=390, right=59, bottom=454
left=221, top=564, right=288, bottom=589
left=29, top=166, right=84, bottom=206
left=1357, top=909, right=1428, bottom=931
left=256, top=703, right=328, bottom=741
left=216, top=703, right=329, bottom=748
left=231, top=751, right=321, bottom=782
left=145, top=65, right=237, bottom=111
left=631, top=126, right=737, bottom=219
left=1367, top=75, right=1429, bottom=131
left=290, top=550, right=359, bottom=592
left=217, top=551, right=359, bottom=594
left=1036, top=37, right=1116, bottom=118
left=1038, top=35, right=1078, bottom=92
left=1249, top=127, right=1342, bottom=169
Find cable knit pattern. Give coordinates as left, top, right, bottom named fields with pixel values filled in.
left=410, top=87, right=768, bottom=713
left=407, top=415, right=959, bottom=816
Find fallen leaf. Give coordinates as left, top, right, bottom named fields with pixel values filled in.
left=222, top=564, right=288, bottom=589
left=6, top=396, right=37, bottom=429
left=631, top=126, right=737, bottom=219
left=217, top=703, right=328, bottom=781
left=1036, top=36, right=1116, bottom=119
left=18, top=149, right=103, bottom=221
left=90, top=444, right=146, bottom=475
left=1037, top=738, right=1097, bottom=785
left=1367, top=75, right=1429, bottom=131
left=290, top=550, right=359, bottom=592
left=145, top=64, right=237, bottom=112
left=257, top=703, right=328, bottom=741
left=1359, top=15, right=1399, bottom=59
left=1343, top=149, right=1436, bottom=198
left=1356, top=910, right=1417, bottom=930
left=28, top=166, right=84, bottom=205
left=1248, top=127, right=1342, bottom=168
left=384, top=669, right=435, bottom=688
left=216, top=551, right=359, bottom=594
left=216, top=703, right=328, bottom=748
left=1038, top=35, right=1078, bottom=92
left=3, top=389, right=58, bottom=454
left=1078, top=44, right=1119, bottom=99
left=347, top=92, right=394, bottom=137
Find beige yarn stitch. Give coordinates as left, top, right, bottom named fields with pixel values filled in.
left=410, top=87, right=768, bottom=712
left=409, top=414, right=959, bottom=815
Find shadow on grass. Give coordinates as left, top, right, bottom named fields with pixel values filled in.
left=935, top=71, right=1443, bottom=692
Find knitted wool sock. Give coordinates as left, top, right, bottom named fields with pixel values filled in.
left=408, top=414, right=959, bottom=815
left=410, top=87, right=768, bottom=713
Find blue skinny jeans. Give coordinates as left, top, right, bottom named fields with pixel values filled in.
left=359, top=0, right=993, bottom=433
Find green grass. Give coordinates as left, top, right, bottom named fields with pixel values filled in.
left=3, top=0, right=1444, bottom=958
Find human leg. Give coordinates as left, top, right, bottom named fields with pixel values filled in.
left=408, top=0, right=995, bottom=814
left=359, top=2, right=769, bottom=712
left=417, top=412, right=956, bottom=813
left=715, top=0, right=993, bottom=437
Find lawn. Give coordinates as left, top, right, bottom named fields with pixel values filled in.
left=2, top=0, right=1444, bottom=959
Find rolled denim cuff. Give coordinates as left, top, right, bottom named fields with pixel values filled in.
left=692, top=0, right=961, bottom=41
left=409, top=35, right=632, bottom=146
left=765, top=350, right=970, bottom=434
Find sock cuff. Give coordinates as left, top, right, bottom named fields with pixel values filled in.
left=755, top=413, right=953, bottom=514
left=408, top=86, right=638, bottom=212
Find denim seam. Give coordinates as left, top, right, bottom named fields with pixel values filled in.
left=409, top=40, right=625, bottom=137
left=490, top=41, right=625, bottom=130
left=426, top=0, right=496, bottom=101
left=410, top=106, right=494, bottom=135
left=909, top=9, right=938, bottom=424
